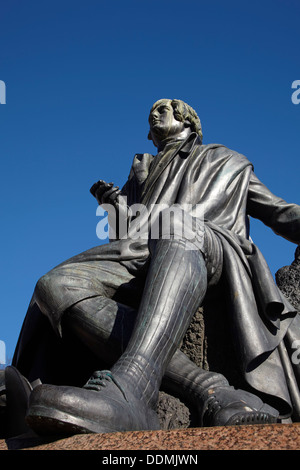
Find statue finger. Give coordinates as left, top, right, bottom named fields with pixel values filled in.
left=90, top=179, right=106, bottom=195
left=102, top=186, right=120, bottom=204
left=95, top=183, right=113, bottom=201
left=107, top=188, right=121, bottom=204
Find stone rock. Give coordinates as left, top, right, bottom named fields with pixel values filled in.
left=276, top=246, right=300, bottom=311
left=157, top=391, right=190, bottom=430
left=2, top=423, right=300, bottom=450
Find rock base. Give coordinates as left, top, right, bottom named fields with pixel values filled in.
left=1, top=423, right=300, bottom=451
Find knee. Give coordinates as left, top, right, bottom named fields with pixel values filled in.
left=34, top=271, right=62, bottom=316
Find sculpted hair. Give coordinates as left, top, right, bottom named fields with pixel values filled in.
left=148, top=99, right=203, bottom=144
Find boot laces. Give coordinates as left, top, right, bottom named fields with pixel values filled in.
left=84, top=370, right=128, bottom=401
left=206, top=396, right=221, bottom=414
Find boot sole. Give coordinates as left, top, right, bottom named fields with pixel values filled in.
left=226, top=411, right=278, bottom=426
left=26, top=404, right=119, bottom=436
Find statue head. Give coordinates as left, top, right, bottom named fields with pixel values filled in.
left=148, top=99, right=203, bottom=147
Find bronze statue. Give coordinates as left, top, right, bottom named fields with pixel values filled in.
left=3, top=99, right=300, bottom=437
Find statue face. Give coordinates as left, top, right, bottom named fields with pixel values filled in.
left=148, top=100, right=186, bottom=145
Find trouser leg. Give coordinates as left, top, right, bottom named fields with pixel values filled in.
left=12, top=301, right=101, bottom=386
left=63, top=239, right=207, bottom=403
left=61, top=235, right=207, bottom=402
left=110, top=236, right=207, bottom=407
left=63, top=297, right=139, bottom=366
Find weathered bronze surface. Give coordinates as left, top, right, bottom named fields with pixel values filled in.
left=3, top=99, right=300, bottom=437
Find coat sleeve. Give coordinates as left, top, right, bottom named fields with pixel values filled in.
left=247, top=172, right=300, bottom=244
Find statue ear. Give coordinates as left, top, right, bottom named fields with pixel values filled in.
left=184, top=119, right=191, bottom=128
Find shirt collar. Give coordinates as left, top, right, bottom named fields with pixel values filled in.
left=157, top=132, right=200, bottom=155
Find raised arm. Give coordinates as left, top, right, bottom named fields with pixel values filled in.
left=247, top=172, right=300, bottom=244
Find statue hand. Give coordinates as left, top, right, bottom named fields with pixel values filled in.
left=90, top=180, right=119, bottom=205
left=90, top=180, right=129, bottom=239
left=90, top=180, right=128, bottom=215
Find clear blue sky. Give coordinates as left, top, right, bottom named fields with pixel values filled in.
left=0, top=0, right=299, bottom=364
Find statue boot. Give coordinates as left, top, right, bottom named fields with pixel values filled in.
left=0, top=366, right=41, bottom=438
left=26, top=236, right=208, bottom=435
left=164, top=350, right=280, bottom=426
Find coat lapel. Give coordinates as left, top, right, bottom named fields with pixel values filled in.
left=141, top=133, right=199, bottom=200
